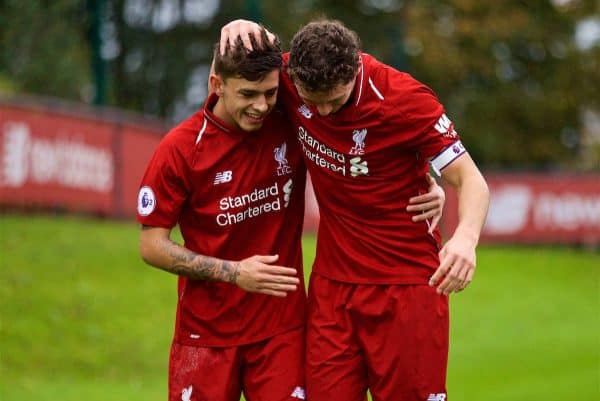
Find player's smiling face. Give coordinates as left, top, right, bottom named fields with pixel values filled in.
left=213, top=70, right=279, bottom=132
left=294, top=78, right=356, bottom=117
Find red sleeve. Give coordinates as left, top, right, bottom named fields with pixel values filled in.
left=379, top=66, right=459, bottom=159
left=136, top=132, right=190, bottom=228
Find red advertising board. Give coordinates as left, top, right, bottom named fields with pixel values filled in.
left=2, top=98, right=598, bottom=245
left=0, top=99, right=165, bottom=216
left=118, top=125, right=167, bottom=216
left=441, top=174, right=600, bottom=245
left=1, top=104, right=116, bottom=214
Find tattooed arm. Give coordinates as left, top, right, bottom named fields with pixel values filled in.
left=139, top=226, right=299, bottom=297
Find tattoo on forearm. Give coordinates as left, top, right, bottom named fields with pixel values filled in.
left=159, top=239, right=240, bottom=283
left=222, top=261, right=241, bottom=284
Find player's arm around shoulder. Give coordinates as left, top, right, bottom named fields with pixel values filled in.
left=407, top=173, right=446, bottom=233
left=139, top=226, right=300, bottom=297
left=375, top=68, right=447, bottom=231
left=429, top=153, right=490, bottom=295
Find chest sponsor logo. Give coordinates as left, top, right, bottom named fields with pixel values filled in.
left=214, top=170, right=232, bottom=185
left=274, top=142, right=292, bottom=176
left=216, top=180, right=293, bottom=227
left=297, top=126, right=346, bottom=175
left=349, top=128, right=367, bottom=155
left=297, top=104, right=312, bottom=119
left=137, top=186, right=156, bottom=216
left=434, top=113, right=457, bottom=138
left=298, top=125, right=369, bottom=178
left=283, top=178, right=293, bottom=207
left=350, top=157, right=369, bottom=177
left=427, top=393, right=446, bottom=401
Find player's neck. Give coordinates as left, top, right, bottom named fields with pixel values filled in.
left=212, top=99, right=236, bottom=128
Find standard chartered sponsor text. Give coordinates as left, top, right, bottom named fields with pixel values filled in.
left=298, top=126, right=347, bottom=175
left=217, top=182, right=281, bottom=226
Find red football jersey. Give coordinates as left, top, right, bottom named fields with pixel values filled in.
left=137, top=93, right=307, bottom=347
left=280, top=53, right=466, bottom=284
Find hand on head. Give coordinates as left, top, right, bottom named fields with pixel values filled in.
left=220, top=19, right=276, bottom=55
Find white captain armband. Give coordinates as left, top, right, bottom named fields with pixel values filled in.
left=430, top=140, right=466, bottom=176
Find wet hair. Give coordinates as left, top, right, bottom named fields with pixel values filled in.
left=288, top=19, right=361, bottom=92
left=213, top=27, right=282, bottom=82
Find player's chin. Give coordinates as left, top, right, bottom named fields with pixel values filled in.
left=240, top=120, right=264, bottom=131
left=241, top=115, right=266, bottom=131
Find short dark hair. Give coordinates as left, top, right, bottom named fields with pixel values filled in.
left=213, top=27, right=282, bottom=81
left=288, top=19, right=361, bottom=92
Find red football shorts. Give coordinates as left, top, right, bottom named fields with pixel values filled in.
left=306, top=274, right=449, bottom=401
left=169, top=327, right=305, bottom=401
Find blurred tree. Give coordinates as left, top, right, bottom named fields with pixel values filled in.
left=88, top=0, right=108, bottom=105
left=1, top=0, right=597, bottom=170
left=108, top=0, right=225, bottom=120
left=401, top=0, right=599, bottom=170
left=0, top=0, right=92, bottom=100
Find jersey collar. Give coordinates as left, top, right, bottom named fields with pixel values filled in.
left=202, top=93, right=234, bottom=133
left=331, top=53, right=381, bottom=122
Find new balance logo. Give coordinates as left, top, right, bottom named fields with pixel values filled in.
left=350, top=157, right=369, bottom=177
left=291, top=386, right=306, bottom=399
left=427, top=393, right=446, bottom=401
left=298, top=104, right=312, bottom=119
left=214, top=170, right=232, bottom=185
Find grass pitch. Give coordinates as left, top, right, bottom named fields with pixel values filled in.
left=0, top=214, right=598, bottom=401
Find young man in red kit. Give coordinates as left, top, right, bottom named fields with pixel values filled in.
left=137, top=31, right=308, bottom=401
left=219, top=19, right=490, bottom=401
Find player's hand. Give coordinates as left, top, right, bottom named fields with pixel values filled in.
left=406, top=173, right=445, bottom=233
left=429, top=234, right=476, bottom=295
left=236, top=254, right=300, bottom=297
left=219, top=19, right=276, bottom=55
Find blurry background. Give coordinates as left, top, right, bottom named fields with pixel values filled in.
left=1, top=1, right=598, bottom=400
left=2, top=0, right=599, bottom=168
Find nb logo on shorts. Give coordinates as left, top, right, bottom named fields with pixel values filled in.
left=181, top=385, right=193, bottom=401
left=427, top=393, right=446, bottom=401
left=214, top=170, right=232, bottom=185
left=291, top=386, right=306, bottom=399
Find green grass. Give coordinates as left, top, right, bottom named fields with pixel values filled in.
left=448, top=246, right=599, bottom=400
left=1, top=214, right=598, bottom=400
left=1, top=214, right=175, bottom=400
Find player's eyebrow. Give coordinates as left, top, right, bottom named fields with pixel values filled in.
left=301, top=94, right=345, bottom=105
left=238, top=86, right=278, bottom=96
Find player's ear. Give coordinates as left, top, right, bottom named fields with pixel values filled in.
left=209, top=74, right=225, bottom=96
